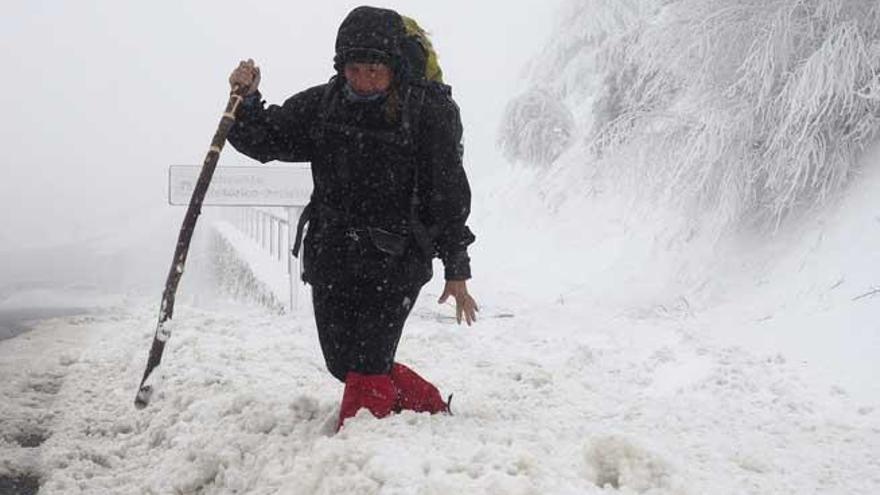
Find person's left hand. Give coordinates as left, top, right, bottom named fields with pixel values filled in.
left=438, top=280, right=479, bottom=326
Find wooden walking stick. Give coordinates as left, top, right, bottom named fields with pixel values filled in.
left=134, top=85, right=247, bottom=409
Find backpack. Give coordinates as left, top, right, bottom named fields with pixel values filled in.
left=401, top=16, right=444, bottom=83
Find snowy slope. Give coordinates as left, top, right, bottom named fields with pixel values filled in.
left=692, top=144, right=880, bottom=400
left=471, top=142, right=880, bottom=402
left=1, top=285, right=877, bottom=494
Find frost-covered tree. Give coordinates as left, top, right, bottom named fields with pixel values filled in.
left=508, top=0, right=880, bottom=227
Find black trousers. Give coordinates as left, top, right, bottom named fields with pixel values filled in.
left=312, top=279, right=421, bottom=382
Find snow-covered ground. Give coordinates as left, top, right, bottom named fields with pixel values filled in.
left=1, top=264, right=877, bottom=494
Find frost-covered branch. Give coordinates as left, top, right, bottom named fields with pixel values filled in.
left=506, top=0, right=880, bottom=228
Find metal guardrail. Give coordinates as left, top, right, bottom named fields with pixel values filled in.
left=220, top=206, right=305, bottom=311
left=234, top=207, right=290, bottom=264
left=167, top=164, right=312, bottom=312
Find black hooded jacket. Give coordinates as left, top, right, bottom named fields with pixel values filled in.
left=227, top=7, right=474, bottom=285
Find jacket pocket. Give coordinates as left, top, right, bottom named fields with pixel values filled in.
left=368, top=227, right=407, bottom=257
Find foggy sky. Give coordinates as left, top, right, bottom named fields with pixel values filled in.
left=0, top=1, right=560, bottom=252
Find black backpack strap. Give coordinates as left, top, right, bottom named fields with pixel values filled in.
left=406, top=83, right=436, bottom=257
left=310, top=76, right=341, bottom=143
left=291, top=201, right=314, bottom=258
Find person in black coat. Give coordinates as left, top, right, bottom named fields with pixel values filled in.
left=227, top=6, right=478, bottom=430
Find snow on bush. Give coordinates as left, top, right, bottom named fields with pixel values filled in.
left=499, top=88, right=576, bottom=167
left=510, top=0, right=880, bottom=228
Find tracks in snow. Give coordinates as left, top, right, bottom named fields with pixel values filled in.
left=0, top=297, right=877, bottom=493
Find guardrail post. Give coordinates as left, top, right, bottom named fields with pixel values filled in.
left=287, top=206, right=302, bottom=312
left=278, top=221, right=284, bottom=262
left=262, top=211, right=268, bottom=251
left=270, top=217, right=276, bottom=259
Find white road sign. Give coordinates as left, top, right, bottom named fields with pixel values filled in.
left=168, top=165, right=312, bottom=206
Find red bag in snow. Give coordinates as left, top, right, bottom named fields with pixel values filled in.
left=391, top=363, right=449, bottom=414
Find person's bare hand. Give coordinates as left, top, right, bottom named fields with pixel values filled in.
left=229, top=59, right=261, bottom=95
left=438, top=280, right=479, bottom=326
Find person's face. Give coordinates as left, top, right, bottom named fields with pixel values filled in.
left=344, top=62, right=393, bottom=95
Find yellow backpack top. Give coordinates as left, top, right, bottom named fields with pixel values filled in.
left=402, top=16, right=444, bottom=83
